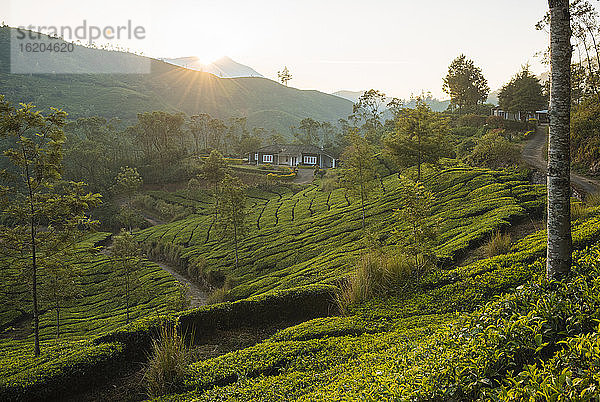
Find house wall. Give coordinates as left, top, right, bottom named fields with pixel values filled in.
left=249, top=150, right=335, bottom=168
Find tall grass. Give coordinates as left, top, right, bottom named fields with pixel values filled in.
left=482, top=231, right=511, bottom=258
left=337, top=251, right=414, bottom=313
left=144, top=324, right=193, bottom=398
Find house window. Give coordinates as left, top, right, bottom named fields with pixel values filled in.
left=303, top=156, right=317, bottom=165
left=263, top=154, right=273, bottom=163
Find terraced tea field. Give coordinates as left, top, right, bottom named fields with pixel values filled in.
left=0, top=233, right=184, bottom=343
left=135, top=167, right=545, bottom=300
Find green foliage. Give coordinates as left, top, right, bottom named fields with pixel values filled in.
left=467, top=130, right=520, bottom=169
left=571, top=100, right=600, bottom=173
left=498, top=65, right=547, bottom=114
left=113, top=166, right=143, bottom=201
left=133, top=168, right=544, bottom=300
left=443, top=54, right=490, bottom=112
left=0, top=97, right=102, bottom=355
left=339, top=131, right=377, bottom=228
left=0, top=340, right=124, bottom=401
left=384, top=99, right=452, bottom=181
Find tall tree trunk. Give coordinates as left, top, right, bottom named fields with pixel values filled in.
left=23, top=152, right=40, bottom=356
left=214, top=182, right=219, bottom=222
left=547, top=0, right=572, bottom=280
left=233, top=222, right=239, bottom=269
left=56, top=301, right=60, bottom=339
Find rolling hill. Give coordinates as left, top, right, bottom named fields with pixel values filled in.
left=0, top=27, right=352, bottom=136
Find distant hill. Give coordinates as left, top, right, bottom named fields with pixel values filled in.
left=0, top=27, right=352, bottom=136
left=333, top=90, right=451, bottom=112
left=162, top=56, right=264, bottom=78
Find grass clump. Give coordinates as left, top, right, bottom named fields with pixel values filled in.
left=144, top=324, right=193, bottom=398
left=482, top=231, right=511, bottom=258
left=337, top=251, right=413, bottom=312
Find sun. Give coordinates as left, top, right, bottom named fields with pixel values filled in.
left=194, top=49, right=223, bottom=65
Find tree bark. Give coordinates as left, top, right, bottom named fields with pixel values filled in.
left=23, top=148, right=40, bottom=356
left=547, top=0, right=572, bottom=280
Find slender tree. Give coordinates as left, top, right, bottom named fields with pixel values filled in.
left=547, top=0, right=573, bottom=279
left=394, top=178, right=437, bottom=281
left=218, top=174, right=247, bottom=269
left=277, top=66, right=293, bottom=86
left=200, top=150, right=228, bottom=221
left=0, top=98, right=101, bottom=355
left=384, top=99, right=451, bottom=182
left=111, top=230, right=144, bottom=324
left=339, top=131, right=377, bottom=229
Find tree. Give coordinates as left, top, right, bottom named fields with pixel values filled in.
left=113, top=166, right=143, bottom=204
left=113, top=166, right=143, bottom=231
left=201, top=150, right=228, bottom=221
left=443, top=55, right=490, bottom=113
left=218, top=174, right=247, bottom=269
left=339, top=131, right=377, bottom=229
left=294, top=118, right=321, bottom=146
left=466, top=130, right=521, bottom=169
left=0, top=98, right=101, bottom=355
left=546, top=0, right=573, bottom=280
left=111, top=230, right=145, bottom=324
left=39, top=256, right=82, bottom=339
left=394, top=178, right=437, bottom=281
left=351, top=89, right=387, bottom=144
left=498, top=66, right=547, bottom=118
left=130, top=111, right=186, bottom=165
left=188, top=114, right=212, bottom=154
left=384, top=99, right=451, bottom=182
left=277, top=66, right=292, bottom=86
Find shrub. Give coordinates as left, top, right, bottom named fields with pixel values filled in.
left=482, top=231, right=512, bottom=258
left=467, top=131, right=520, bottom=169
left=337, top=252, right=414, bottom=312
left=144, top=324, right=192, bottom=398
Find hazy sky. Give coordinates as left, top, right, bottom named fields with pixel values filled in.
left=3, top=0, right=591, bottom=98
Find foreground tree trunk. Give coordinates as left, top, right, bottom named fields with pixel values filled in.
left=547, top=0, right=572, bottom=280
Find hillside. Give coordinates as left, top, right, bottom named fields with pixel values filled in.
left=6, top=164, right=600, bottom=400
left=134, top=166, right=545, bottom=300
left=0, top=27, right=352, bottom=135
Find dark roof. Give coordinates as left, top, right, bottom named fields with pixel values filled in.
left=255, top=144, right=330, bottom=156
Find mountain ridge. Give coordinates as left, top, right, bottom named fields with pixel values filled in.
left=0, top=27, right=352, bottom=136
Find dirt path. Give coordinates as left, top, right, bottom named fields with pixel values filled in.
left=101, top=237, right=207, bottom=309
left=152, top=260, right=207, bottom=307
left=522, top=125, right=600, bottom=195
left=294, top=168, right=314, bottom=184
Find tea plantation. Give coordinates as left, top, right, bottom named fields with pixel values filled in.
left=0, top=232, right=185, bottom=343
left=7, top=166, right=600, bottom=401
left=135, top=167, right=545, bottom=299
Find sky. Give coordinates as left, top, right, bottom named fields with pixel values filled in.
left=2, top=0, right=591, bottom=99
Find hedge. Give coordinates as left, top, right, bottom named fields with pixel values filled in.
left=0, top=341, right=125, bottom=401
left=178, top=284, right=338, bottom=340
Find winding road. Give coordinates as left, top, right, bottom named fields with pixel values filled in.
left=522, top=126, right=600, bottom=196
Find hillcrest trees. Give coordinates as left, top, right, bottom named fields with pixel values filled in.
left=498, top=66, right=547, bottom=118
left=443, top=54, right=490, bottom=113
